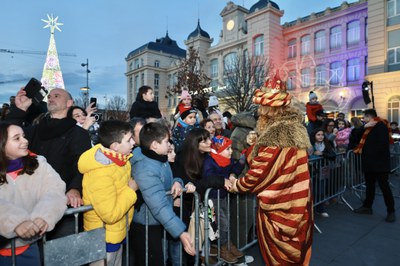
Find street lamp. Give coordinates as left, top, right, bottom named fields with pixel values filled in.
left=80, top=58, right=91, bottom=107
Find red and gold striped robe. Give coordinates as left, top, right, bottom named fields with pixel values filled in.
left=237, top=146, right=313, bottom=266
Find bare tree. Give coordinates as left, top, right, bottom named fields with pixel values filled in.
left=218, top=54, right=269, bottom=113
left=166, top=47, right=211, bottom=107
left=73, top=91, right=88, bottom=108
left=106, top=95, right=129, bottom=121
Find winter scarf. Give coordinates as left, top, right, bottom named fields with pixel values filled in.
left=99, top=145, right=132, bottom=166
left=354, top=117, right=394, bottom=154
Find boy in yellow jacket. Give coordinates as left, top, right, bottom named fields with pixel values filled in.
left=78, top=120, right=138, bottom=266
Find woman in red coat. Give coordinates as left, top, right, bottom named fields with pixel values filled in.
left=230, top=73, right=314, bottom=266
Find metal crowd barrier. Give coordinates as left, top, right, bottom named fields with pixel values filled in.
left=202, top=188, right=258, bottom=265
left=7, top=190, right=200, bottom=266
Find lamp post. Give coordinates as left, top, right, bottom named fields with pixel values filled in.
left=80, top=58, right=90, bottom=107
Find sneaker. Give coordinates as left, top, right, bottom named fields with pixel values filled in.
left=386, top=212, right=396, bottom=223
left=353, top=206, right=373, bottom=215
left=228, top=241, right=244, bottom=258
left=220, top=244, right=238, bottom=264
left=316, top=211, right=329, bottom=218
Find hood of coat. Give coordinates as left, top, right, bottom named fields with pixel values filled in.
left=78, top=144, right=121, bottom=174
left=231, top=112, right=256, bottom=129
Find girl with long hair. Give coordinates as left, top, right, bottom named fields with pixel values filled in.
left=0, top=122, right=66, bottom=265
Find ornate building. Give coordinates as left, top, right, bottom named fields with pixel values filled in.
left=126, top=0, right=400, bottom=122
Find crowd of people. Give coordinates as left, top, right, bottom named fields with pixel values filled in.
left=0, top=79, right=396, bottom=266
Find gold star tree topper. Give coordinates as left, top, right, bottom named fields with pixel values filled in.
left=41, top=14, right=63, bottom=34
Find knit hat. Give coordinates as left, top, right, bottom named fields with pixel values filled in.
left=211, top=135, right=232, bottom=153
left=179, top=106, right=197, bottom=120
left=309, top=91, right=318, bottom=101
left=208, top=96, right=219, bottom=107
left=180, top=90, right=192, bottom=100
left=253, top=72, right=292, bottom=107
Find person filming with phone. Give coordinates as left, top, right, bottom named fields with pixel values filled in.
left=6, top=81, right=92, bottom=239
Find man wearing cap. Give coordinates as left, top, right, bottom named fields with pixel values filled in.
left=230, top=73, right=313, bottom=265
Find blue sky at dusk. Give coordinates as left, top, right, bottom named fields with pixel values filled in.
left=0, top=0, right=357, bottom=107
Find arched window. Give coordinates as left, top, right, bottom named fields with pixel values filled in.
left=288, top=39, right=296, bottom=58
left=301, top=68, right=310, bottom=88
left=224, top=52, right=237, bottom=74
left=347, top=58, right=360, bottom=81
left=330, top=26, right=342, bottom=49
left=347, top=20, right=360, bottom=46
left=301, top=35, right=311, bottom=55
left=315, top=30, right=326, bottom=53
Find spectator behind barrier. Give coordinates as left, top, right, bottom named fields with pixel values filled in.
left=0, top=123, right=66, bottom=265
left=6, top=88, right=92, bottom=239
left=130, top=123, right=195, bottom=265
left=78, top=120, right=138, bottom=265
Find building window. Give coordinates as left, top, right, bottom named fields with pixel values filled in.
left=365, top=56, right=368, bottom=75
left=141, top=58, right=144, bottom=67
left=301, top=68, right=310, bottom=88
left=154, top=60, right=160, bottom=68
left=254, top=35, right=264, bottom=56
left=388, top=97, right=400, bottom=123
left=388, top=0, right=400, bottom=18
left=315, top=64, right=326, bottom=86
left=347, top=20, right=360, bottom=46
left=134, top=75, right=139, bottom=96
left=154, top=73, right=160, bottom=90
left=210, top=59, right=218, bottom=78
left=287, top=71, right=296, bottom=90
left=288, top=39, right=297, bottom=58
left=210, top=80, right=218, bottom=90
left=315, top=30, right=326, bottom=53
left=301, top=35, right=311, bottom=56
left=330, top=26, right=342, bottom=50
left=388, top=29, right=400, bottom=67
left=141, top=73, right=144, bottom=86
left=224, top=52, right=237, bottom=74
left=135, top=59, right=139, bottom=69
left=129, top=62, right=133, bottom=71
left=330, top=61, right=342, bottom=85
left=347, top=58, right=360, bottom=82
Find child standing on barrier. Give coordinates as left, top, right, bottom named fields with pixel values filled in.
left=0, top=123, right=67, bottom=265
left=130, top=122, right=195, bottom=266
left=78, top=120, right=138, bottom=266
left=202, top=135, right=245, bottom=264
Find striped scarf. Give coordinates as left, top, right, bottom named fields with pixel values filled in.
left=99, top=145, right=132, bottom=166
left=353, top=117, right=393, bottom=154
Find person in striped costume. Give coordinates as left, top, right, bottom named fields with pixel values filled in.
left=230, top=73, right=314, bottom=265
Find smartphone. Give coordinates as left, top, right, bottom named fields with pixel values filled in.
left=90, top=97, right=97, bottom=108
left=24, top=78, right=48, bottom=105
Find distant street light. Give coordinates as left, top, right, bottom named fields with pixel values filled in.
left=80, top=58, right=90, bottom=107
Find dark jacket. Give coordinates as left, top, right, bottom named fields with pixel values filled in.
left=202, top=154, right=244, bottom=199
left=347, top=126, right=365, bottom=151
left=361, top=122, right=391, bottom=173
left=230, top=112, right=256, bottom=160
left=6, top=106, right=92, bottom=192
left=129, top=99, right=161, bottom=120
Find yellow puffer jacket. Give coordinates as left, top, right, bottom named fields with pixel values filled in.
left=78, top=144, right=136, bottom=244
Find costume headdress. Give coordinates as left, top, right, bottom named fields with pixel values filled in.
left=253, top=72, right=292, bottom=107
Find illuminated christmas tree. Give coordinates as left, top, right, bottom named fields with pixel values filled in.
left=41, top=14, right=65, bottom=91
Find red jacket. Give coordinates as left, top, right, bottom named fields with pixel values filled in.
left=306, top=102, right=323, bottom=122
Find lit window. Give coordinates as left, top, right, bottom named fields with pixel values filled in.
left=347, top=58, right=360, bottom=82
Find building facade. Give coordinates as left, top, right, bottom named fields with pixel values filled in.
left=126, top=0, right=400, bottom=122
left=367, top=0, right=400, bottom=122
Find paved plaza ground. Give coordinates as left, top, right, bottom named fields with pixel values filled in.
left=245, top=176, right=400, bottom=266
